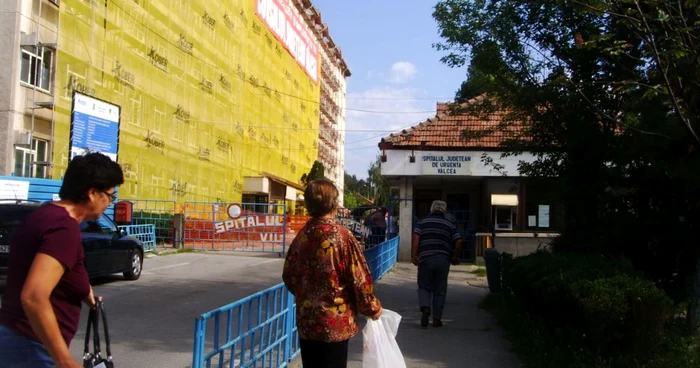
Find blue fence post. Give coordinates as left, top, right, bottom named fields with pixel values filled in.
left=284, top=290, right=294, bottom=363
left=192, top=317, right=205, bottom=368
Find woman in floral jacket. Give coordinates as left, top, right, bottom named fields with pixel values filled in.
left=283, top=179, right=382, bottom=368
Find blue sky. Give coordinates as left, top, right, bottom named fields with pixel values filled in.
left=311, top=0, right=467, bottom=179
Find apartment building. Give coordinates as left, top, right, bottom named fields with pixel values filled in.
left=292, top=0, right=349, bottom=203
left=0, top=0, right=59, bottom=179
left=0, top=0, right=349, bottom=206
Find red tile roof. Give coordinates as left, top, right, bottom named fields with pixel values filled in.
left=379, top=95, right=524, bottom=150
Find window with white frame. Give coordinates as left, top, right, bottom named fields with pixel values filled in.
left=20, top=46, right=54, bottom=92
left=153, top=107, right=164, bottom=133
left=14, top=138, right=49, bottom=178
left=188, top=125, right=199, bottom=149
left=130, top=96, right=142, bottom=126
left=172, top=117, right=184, bottom=142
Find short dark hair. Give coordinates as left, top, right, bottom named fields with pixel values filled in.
left=304, top=179, right=339, bottom=217
left=59, top=153, right=125, bottom=203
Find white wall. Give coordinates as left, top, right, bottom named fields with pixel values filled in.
left=243, top=177, right=269, bottom=194
left=0, top=0, right=20, bottom=175
left=381, top=149, right=537, bottom=177
left=397, top=177, right=413, bottom=261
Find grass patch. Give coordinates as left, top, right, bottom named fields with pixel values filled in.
left=471, top=268, right=487, bottom=277
left=152, top=247, right=196, bottom=256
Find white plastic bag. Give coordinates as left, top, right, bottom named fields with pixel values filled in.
left=362, top=309, right=407, bottom=368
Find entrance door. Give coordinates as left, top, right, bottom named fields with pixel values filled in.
left=414, top=189, right=442, bottom=220
left=446, top=193, right=475, bottom=262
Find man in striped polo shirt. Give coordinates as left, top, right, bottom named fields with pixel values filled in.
left=411, top=200, right=463, bottom=327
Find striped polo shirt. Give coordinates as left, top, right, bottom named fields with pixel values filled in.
left=414, top=212, right=462, bottom=261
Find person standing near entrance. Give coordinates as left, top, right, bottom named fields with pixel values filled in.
left=411, top=200, right=463, bottom=327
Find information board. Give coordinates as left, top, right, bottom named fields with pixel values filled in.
left=0, top=180, right=29, bottom=200
left=69, top=92, right=121, bottom=161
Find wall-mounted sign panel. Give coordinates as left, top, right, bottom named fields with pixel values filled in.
left=422, top=155, right=472, bottom=176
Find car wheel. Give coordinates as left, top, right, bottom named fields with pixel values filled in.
left=123, top=250, right=142, bottom=280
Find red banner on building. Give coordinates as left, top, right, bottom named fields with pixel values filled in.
left=256, top=0, right=320, bottom=84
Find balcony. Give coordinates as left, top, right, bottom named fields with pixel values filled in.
left=320, top=93, right=340, bottom=120
left=321, top=59, right=341, bottom=91
left=319, top=127, right=334, bottom=145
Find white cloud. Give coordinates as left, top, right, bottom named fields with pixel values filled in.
left=366, top=70, right=384, bottom=80
left=387, top=62, right=417, bottom=84
left=343, top=86, right=436, bottom=178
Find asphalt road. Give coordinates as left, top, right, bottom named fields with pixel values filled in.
left=1, top=251, right=286, bottom=368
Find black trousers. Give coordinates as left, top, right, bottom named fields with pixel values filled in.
left=299, top=338, right=349, bottom=368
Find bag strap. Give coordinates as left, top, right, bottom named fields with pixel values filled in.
left=83, top=308, right=95, bottom=356
left=83, top=302, right=103, bottom=358
left=99, top=301, right=112, bottom=359
left=92, top=302, right=102, bottom=357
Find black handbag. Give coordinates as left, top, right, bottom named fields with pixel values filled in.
left=83, top=301, right=114, bottom=368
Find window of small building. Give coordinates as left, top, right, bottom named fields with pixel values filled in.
left=524, top=180, right=558, bottom=231
left=495, top=206, right=517, bottom=231
left=491, top=194, right=518, bottom=231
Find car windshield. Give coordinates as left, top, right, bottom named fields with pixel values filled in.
left=0, top=206, right=36, bottom=245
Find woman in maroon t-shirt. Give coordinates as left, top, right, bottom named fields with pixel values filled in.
left=0, top=153, right=124, bottom=368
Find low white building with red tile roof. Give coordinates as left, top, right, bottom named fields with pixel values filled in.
left=378, top=96, right=560, bottom=262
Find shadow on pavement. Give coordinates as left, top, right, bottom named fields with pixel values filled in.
left=348, top=263, right=520, bottom=368
left=290, top=263, right=520, bottom=368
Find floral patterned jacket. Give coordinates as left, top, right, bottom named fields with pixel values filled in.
left=282, top=217, right=382, bottom=342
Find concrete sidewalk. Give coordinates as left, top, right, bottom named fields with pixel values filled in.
left=293, top=262, right=521, bottom=368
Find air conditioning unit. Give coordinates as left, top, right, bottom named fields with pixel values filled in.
left=14, top=131, right=31, bottom=146
left=20, top=32, right=38, bottom=47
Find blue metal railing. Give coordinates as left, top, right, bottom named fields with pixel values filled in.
left=118, top=224, right=157, bottom=252
left=192, top=237, right=401, bottom=368
left=363, top=237, right=400, bottom=283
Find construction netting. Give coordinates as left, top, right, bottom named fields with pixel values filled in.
left=52, top=0, right=321, bottom=202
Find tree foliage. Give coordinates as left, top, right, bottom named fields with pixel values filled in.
left=434, top=0, right=700, bottom=329
left=343, top=172, right=369, bottom=208
left=368, top=156, right=394, bottom=207
left=341, top=157, right=395, bottom=209
left=300, top=160, right=325, bottom=187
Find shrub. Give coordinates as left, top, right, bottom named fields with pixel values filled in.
left=571, top=275, right=672, bottom=358
left=501, top=250, right=672, bottom=363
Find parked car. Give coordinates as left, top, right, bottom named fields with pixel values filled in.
left=0, top=201, right=144, bottom=280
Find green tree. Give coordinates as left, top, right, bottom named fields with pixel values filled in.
left=367, top=156, right=394, bottom=207
left=434, top=0, right=700, bottom=331
left=342, top=191, right=361, bottom=209
left=343, top=171, right=374, bottom=208
left=300, top=160, right=325, bottom=187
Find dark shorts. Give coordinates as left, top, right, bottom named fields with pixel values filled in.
left=0, top=324, right=55, bottom=367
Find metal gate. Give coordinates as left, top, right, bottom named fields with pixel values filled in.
left=183, top=202, right=287, bottom=255
left=125, top=199, right=177, bottom=246
left=337, top=206, right=380, bottom=249
left=447, top=210, right=476, bottom=262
